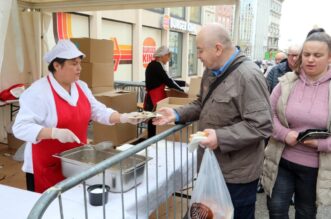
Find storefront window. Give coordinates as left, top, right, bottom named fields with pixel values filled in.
left=188, top=35, right=198, bottom=76
left=170, top=7, right=185, bottom=19
left=169, top=31, right=183, bottom=78
left=189, top=7, right=201, bottom=24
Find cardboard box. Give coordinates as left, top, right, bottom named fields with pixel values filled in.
left=165, top=88, right=188, bottom=98
left=7, top=132, right=24, bottom=150
left=188, top=76, right=202, bottom=98
left=91, top=86, right=114, bottom=94
left=71, top=38, right=114, bottom=63
left=165, top=76, right=201, bottom=99
left=156, top=97, right=195, bottom=110
left=93, top=91, right=137, bottom=146
left=80, top=62, right=114, bottom=88
left=156, top=97, right=197, bottom=142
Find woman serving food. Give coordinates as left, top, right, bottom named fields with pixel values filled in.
left=13, top=40, right=144, bottom=193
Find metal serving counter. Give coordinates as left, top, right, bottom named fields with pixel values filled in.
left=2, top=140, right=196, bottom=219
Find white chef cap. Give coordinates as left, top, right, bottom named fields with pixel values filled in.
left=43, top=39, right=85, bottom=63
left=153, top=46, right=171, bottom=58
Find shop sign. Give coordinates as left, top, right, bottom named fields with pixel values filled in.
left=162, top=16, right=197, bottom=33
left=142, top=37, right=156, bottom=68
left=170, top=17, right=187, bottom=31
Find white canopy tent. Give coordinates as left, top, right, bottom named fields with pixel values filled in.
left=18, top=0, right=237, bottom=12
left=0, top=0, right=239, bottom=141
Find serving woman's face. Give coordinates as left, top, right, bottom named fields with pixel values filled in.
left=302, top=41, right=331, bottom=78
left=54, top=57, right=82, bottom=84
left=159, top=53, right=171, bottom=65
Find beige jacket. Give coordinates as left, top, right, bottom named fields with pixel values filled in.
left=176, top=53, right=273, bottom=184
left=261, top=71, right=331, bottom=206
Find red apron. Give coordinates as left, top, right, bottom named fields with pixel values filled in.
left=32, top=76, right=91, bottom=193
left=148, top=84, right=166, bottom=107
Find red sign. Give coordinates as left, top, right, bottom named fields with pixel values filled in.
left=142, top=37, right=156, bottom=68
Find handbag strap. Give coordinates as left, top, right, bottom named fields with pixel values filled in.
left=201, top=58, right=249, bottom=109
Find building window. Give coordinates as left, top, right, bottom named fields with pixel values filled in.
left=170, top=7, right=185, bottom=19
left=188, top=35, right=198, bottom=76
left=189, top=7, right=201, bottom=24
left=169, top=31, right=183, bottom=78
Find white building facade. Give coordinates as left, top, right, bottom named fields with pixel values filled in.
left=239, top=0, right=284, bottom=60
left=43, top=7, right=222, bottom=83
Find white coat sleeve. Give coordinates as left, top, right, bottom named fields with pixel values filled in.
left=78, top=81, right=117, bottom=125
left=13, top=87, right=50, bottom=143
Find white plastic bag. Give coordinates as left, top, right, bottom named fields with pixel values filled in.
left=189, top=148, right=234, bottom=219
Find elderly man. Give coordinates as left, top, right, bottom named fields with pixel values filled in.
left=153, top=23, right=273, bottom=219
left=263, top=52, right=287, bottom=78
left=266, top=44, right=301, bottom=93
left=274, top=52, right=287, bottom=64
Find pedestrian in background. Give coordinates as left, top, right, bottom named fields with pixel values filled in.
left=266, top=44, right=301, bottom=93
left=264, top=52, right=287, bottom=78
left=274, top=52, right=287, bottom=64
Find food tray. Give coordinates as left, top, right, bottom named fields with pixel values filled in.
left=54, top=145, right=150, bottom=192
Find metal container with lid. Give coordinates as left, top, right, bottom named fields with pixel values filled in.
left=54, top=144, right=149, bottom=192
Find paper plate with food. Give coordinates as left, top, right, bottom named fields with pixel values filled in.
left=188, top=131, right=209, bottom=152
left=128, top=111, right=162, bottom=119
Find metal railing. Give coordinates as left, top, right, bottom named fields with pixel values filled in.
left=114, top=81, right=146, bottom=103
left=28, top=123, right=197, bottom=219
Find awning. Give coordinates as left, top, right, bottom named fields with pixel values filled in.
left=18, top=0, right=236, bottom=12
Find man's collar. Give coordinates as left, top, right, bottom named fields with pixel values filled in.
left=212, top=48, right=239, bottom=77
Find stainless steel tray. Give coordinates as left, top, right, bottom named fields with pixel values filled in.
left=54, top=145, right=150, bottom=192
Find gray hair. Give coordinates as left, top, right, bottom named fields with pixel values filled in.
left=200, top=23, right=233, bottom=49
left=153, top=46, right=171, bottom=58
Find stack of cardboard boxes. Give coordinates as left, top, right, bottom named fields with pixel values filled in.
left=72, top=38, right=137, bottom=146
left=71, top=38, right=114, bottom=92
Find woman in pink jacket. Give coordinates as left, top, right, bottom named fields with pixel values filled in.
left=262, top=32, right=331, bottom=218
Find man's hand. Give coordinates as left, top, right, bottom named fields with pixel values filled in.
left=51, top=128, right=81, bottom=143
left=285, top=131, right=298, bottom=146
left=120, top=112, right=146, bottom=125
left=152, top=107, right=176, bottom=125
left=199, top=129, right=218, bottom=150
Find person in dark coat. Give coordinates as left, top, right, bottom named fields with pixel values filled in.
left=144, top=46, right=183, bottom=137
left=266, top=44, right=301, bottom=93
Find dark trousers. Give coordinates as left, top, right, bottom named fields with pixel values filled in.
left=147, top=120, right=156, bottom=138
left=183, top=179, right=258, bottom=219
left=267, top=158, right=318, bottom=219
left=26, top=172, right=35, bottom=192
left=227, top=179, right=259, bottom=219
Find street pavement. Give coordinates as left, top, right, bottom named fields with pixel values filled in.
left=255, top=192, right=331, bottom=219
